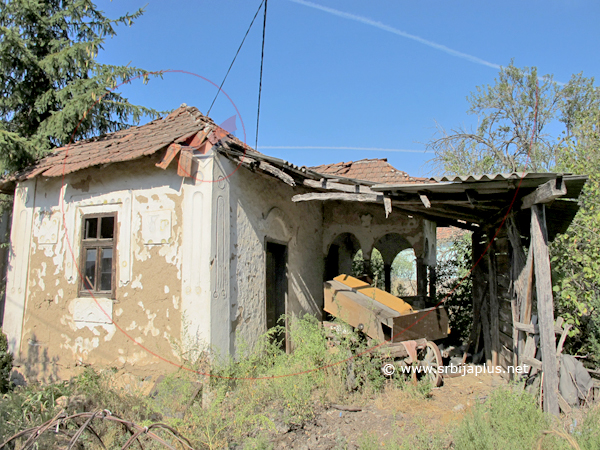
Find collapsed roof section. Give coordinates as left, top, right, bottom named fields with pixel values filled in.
left=310, top=159, right=429, bottom=185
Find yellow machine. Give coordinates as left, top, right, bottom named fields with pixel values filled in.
left=324, top=274, right=450, bottom=343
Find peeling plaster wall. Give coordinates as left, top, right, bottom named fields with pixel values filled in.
left=323, top=202, right=429, bottom=260
left=5, top=157, right=196, bottom=381
left=218, top=156, right=324, bottom=358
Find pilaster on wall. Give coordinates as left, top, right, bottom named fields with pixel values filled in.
left=210, top=156, right=231, bottom=359
left=3, top=179, right=36, bottom=356
left=180, top=156, right=214, bottom=359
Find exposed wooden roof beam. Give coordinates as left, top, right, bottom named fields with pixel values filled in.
left=521, top=178, right=567, bottom=210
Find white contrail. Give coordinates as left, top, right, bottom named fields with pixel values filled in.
left=289, top=0, right=501, bottom=70
left=260, top=146, right=431, bottom=153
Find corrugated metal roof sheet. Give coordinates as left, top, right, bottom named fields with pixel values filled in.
left=433, top=173, right=564, bottom=183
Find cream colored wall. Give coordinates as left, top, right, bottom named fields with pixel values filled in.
left=3, top=156, right=215, bottom=381
left=219, top=156, right=325, bottom=358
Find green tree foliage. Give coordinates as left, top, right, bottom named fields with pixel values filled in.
left=551, top=108, right=600, bottom=363
left=0, top=328, right=12, bottom=393
left=428, top=62, right=599, bottom=175
left=0, top=0, right=161, bottom=174
left=428, top=62, right=600, bottom=363
left=391, top=249, right=416, bottom=296
left=352, top=248, right=385, bottom=290
left=436, top=233, right=473, bottom=344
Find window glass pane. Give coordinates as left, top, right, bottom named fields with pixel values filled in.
left=100, top=248, right=112, bottom=291
left=84, top=248, right=97, bottom=289
left=84, top=218, right=98, bottom=240
left=100, top=216, right=114, bottom=239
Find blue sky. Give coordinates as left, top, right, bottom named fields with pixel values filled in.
left=96, top=0, right=600, bottom=176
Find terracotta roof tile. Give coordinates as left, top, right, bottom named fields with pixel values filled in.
left=15, top=105, right=218, bottom=180
left=310, top=159, right=429, bottom=185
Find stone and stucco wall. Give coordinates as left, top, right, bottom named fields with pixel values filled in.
left=3, top=156, right=205, bottom=381
left=221, top=157, right=325, bottom=357
left=322, top=201, right=434, bottom=262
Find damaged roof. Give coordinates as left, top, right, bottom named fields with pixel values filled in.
left=310, top=159, right=429, bottom=185
left=3, top=105, right=248, bottom=185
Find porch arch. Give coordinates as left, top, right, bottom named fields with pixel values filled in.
left=373, top=233, right=413, bottom=293
left=324, top=232, right=360, bottom=281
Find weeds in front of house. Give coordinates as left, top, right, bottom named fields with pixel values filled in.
left=1, top=317, right=599, bottom=449
left=452, top=386, right=600, bottom=450
left=180, top=314, right=396, bottom=447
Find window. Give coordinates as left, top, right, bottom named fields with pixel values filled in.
left=80, top=213, right=116, bottom=297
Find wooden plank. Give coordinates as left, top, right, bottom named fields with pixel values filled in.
left=532, top=204, right=560, bottom=416
left=514, top=321, right=564, bottom=335
left=518, top=249, right=534, bottom=356
left=507, top=216, right=526, bottom=368
left=499, top=307, right=512, bottom=323
left=499, top=319, right=513, bottom=336
left=473, top=232, right=492, bottom=366
left=499, top=331, right=513, bottom=350
left=303, top=179, right=376, bottom=194
left=487, top=236, right=500, bottom=368
left=258, top=161, right=296, bottom=186
left=392, top=306, right=450, bottom=342
left=463, top=231, right=486, bottom=364
left=293, top=192, right=381, bottom=203
left=177, top=148, right=194, bottom=177
left=521, top=178, right=567, bottom=210
left=556, top=323, right=572, bottom=357
left=156, top=143, right=182, bottom=170
left=418, top=193, right=431, bottom=208
left=522, top=355, right=542, bottom=371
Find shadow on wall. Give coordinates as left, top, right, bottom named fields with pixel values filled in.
left=289, top=271, right=322, bottom=321
left=22, top=334, right=60, bottom=384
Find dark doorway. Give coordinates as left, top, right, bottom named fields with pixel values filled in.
left=266, top=241, right=287, bottom=349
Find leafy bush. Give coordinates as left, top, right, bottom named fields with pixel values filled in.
left=0, top=328, right=12, bottom=394
left=454, top=387, right=559, bottom=449
left=436, top=233, right=473, bottom=344
left=552, top=109, right=600, bottom=366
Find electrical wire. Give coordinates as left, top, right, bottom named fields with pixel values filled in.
left=207, top=0, right=265, bottom=116
left=255, top=0, right=268, bottom=150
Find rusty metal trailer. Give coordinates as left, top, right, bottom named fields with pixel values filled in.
left=324, top=274, right=450, bottom=386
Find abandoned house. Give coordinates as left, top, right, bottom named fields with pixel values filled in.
left=0, top=106, right=588, bottom=414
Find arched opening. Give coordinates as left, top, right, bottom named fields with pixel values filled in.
left=373, top=233, right=412, bottom=293
left=324, top=233, right=360, bottom=281
left=392, top=248, right=417, bottom=297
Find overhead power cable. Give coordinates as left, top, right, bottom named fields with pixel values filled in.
left=255, top=0, right=268, bottom=150
left=207, top=0, right=266, bottom=116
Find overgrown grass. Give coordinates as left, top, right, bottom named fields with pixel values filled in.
left=1, top=317, right=599, bottom=449
left=180, top=314, right=396, bottom=448
left=453, top=386, right=600, bottom=450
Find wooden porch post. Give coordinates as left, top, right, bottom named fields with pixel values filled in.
left=531, top=204, right=560, bottom=416
left=428, top=265, right=436, bottom=302
left=384, top=263, right=392, bottom=293
left=472, top=231, right=492, bottom=366
left=416, top=257, right=427, bottom=299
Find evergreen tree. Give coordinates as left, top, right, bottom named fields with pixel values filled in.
left=0, top=0, right=161, bottom=174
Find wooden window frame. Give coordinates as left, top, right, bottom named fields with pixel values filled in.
left=79, top=212, right=117, bottom=298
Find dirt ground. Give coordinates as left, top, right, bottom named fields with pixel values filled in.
left=266, top=371, right=504, bottom=450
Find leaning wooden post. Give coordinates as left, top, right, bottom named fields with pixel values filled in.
left=531, top=204, right=560, bottom=416
left=486, top=230, right=500, bottom=368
